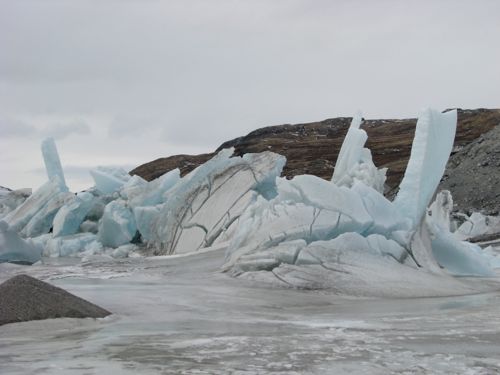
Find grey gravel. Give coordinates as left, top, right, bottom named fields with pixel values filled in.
left=440, top=124, right=500, bottom=215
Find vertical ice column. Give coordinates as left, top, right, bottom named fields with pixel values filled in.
left=41, top=137, right=68, bottom=191
left=331, top=113, right=366, bottom=185
left=393, top=109, right=457, bottom=227
left=331, top=113, right=386, bottom=193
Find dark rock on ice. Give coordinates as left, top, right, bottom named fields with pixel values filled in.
left=0, top=274, right=110, bottom=326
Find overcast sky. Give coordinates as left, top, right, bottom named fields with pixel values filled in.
left=1, top=0, right=499, bottom=191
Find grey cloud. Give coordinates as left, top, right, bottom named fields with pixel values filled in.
left=1, top=0, right=499, bottom=190
left=107, top=115, right=164, bottom=139
left=0, top=117, right=37, bottom=137
left=43, top=121, right=91, bottom=140
left=0, top=117, right=91, bottom=140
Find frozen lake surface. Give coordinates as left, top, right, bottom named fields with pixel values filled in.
left=1, top=249, right=500, bottom=375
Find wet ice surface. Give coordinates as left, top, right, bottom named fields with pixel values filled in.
left=1, top=249, right=500, bottom=375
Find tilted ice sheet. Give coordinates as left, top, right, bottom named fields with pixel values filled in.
left=52, top=192, right=95, bottom=237
left=126, top=169, right=180, bottom=208
left=150, top=149, right=286, bottom=255
left=331, top=114, right=387, bottom=193
left=3, top=179, right=68, bottom=235
left=90, top=166, right=131, bottom=195
left=41, top=137, right=68, bottom=191
left=427, top=191, right=496, bottom=277
left=394, top=109, right=457, bottom=227
left=223, top=108, right=499, bottom=290
left=0, top=220, right=41, bottom=264
left=455, top=212, right=500, bottom=241
left=0, top=188, right=31, bottom=219
left=98, top=200, right=137, bottom=248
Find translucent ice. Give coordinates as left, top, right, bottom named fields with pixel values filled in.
left=127, top=168, right=180, bottom=208
left=98, top=200, right=137, bottom=248
left=0, top=220, right=42, bottom=264
left=52, top=192, right=95, bottom=237
left=426, top=191, right=495, bottom=277
left=331, top=114, right=387, bottom=193
left=21, top=190, right=74, bottom=238
left=133, top=205, right=161, bottom=242
left=394, top=109, right=457, bottom=227
left=90, top=166, right=131, bottom=195
left=454, top=212, right=500, bottom=241
left=0, top=187, right=31, bottom=219
left=3, top=179, right=68, bottom=235
left=223, top=108, right=494, bottom=288
left=44, top=232, right=103, bottom=257
left=41, top=137, right=68, bottom=191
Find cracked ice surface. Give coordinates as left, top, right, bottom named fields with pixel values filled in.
left=1, top=107, right=499, bottom=296
left=224, top=108, right=499, bottom=289
left=149, top=149, right=286, bottom=255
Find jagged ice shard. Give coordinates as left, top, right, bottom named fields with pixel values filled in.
left=41, top=137, right=68, bottom=191
left=394, top=109, right=457, bottom=227
left=331, top=113, right=387, bottom=193
left=1, top=108, right=498, bottom=296
left=224, top=108, right=498, bottom=295
left=149, top=149, right=286, bottom=255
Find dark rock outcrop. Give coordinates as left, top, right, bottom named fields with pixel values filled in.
left=440, top=123, right=500, bottom=215
left=130, top=108, right=500, bottom=213
left=0, top=274, right=110, bottom=326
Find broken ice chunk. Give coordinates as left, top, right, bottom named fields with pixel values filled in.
left=150, top=150, right=286, bottom=255
left=3, top=179, right=67, bottom=235
left=133, top=205, right=161, bottom=241
left=394, top=109, right=457, bottom=227
left=41, top=137, right=68, bottom=191
left=427, top=190, right=454, bottom=232
left=90, top=166, right=131, bottom=195
left=52, top=192, right=95, bottom=237
left=21, top=191, right=74, bottom=238
left=425, top=192, right=495, bottom=277
left=0, top=220, right=41, bottom=264
left=331, top=114, right=387, bottom=193
left=454, top=212, right=500, bottom=241
left=119, top=175, right=147, bottom=201
left=127, top=169, right=180, bottom=208
left=98, top=200, right=137, bottom=248
left=44, top=232, right=102, bottom=257
left=431, top=231, right=494, bottom=277
left=0, top=187, right=31, bottom=219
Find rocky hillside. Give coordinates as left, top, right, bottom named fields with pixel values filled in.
left=131, top=108, right=500, bottom=214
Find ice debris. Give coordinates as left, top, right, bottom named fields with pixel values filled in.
left=52, top=192, right=95, bottom=237
left=41, top=137, right=68, bottom=191
left=224, top=108, right=498, bottom=289
left=331, top=113, right=387, bottom=193
left=454, top=212, right=500, bottom=241
left=0, top=187, right=31, bottom=219
left=1, top=107, right=498, bottom=295
left=149, top=149, right=286, bottom=254
left=98, top=200, right=137, bottom=248
left=0, top=221, right=41, bottom=264
left=90, top=166, right=131, bottom=195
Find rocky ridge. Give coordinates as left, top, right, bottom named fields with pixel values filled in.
left=131, top=109, right=500, bottom=214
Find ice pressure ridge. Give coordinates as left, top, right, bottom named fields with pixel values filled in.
left=1, top=108, right=498, bottom=293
